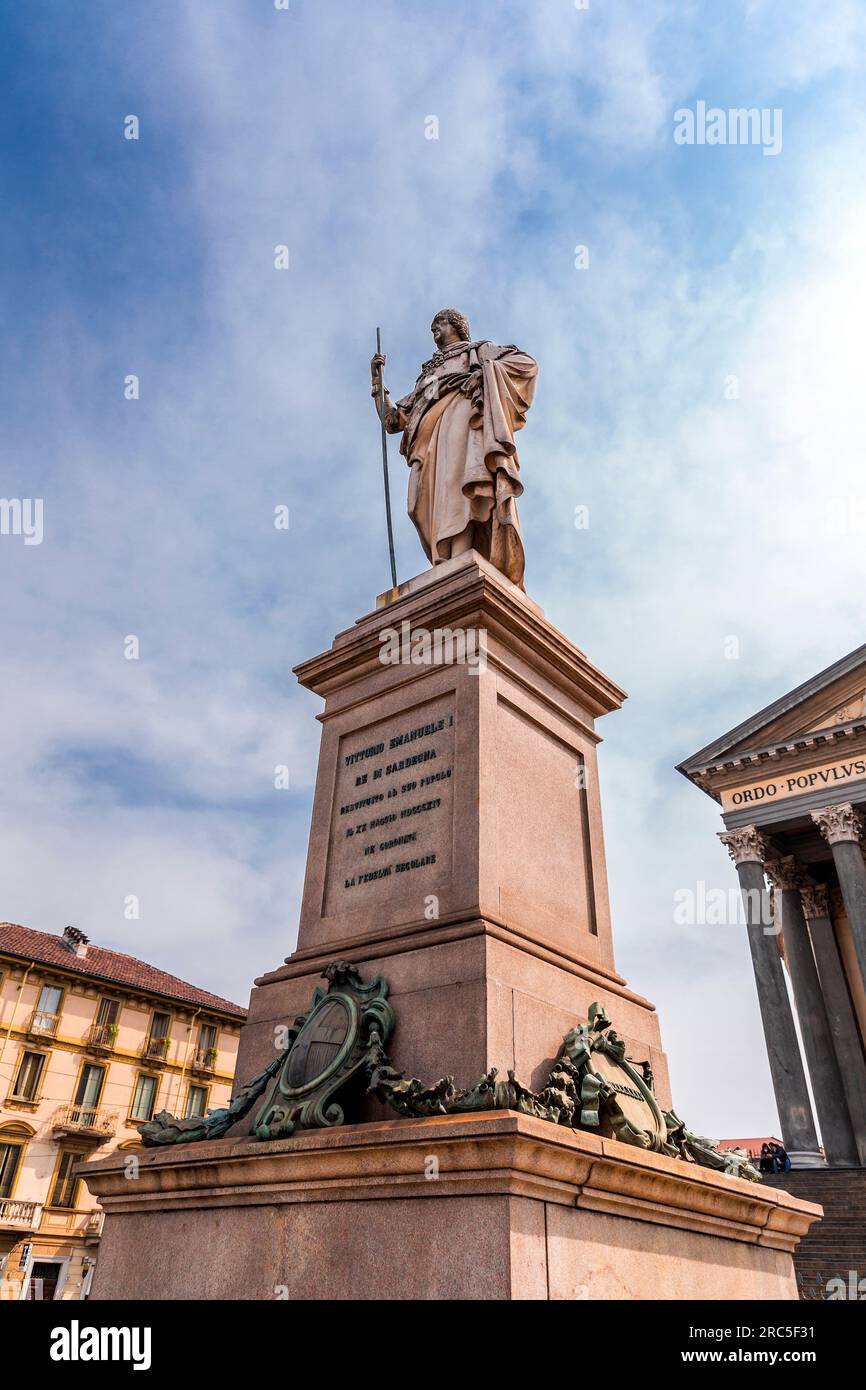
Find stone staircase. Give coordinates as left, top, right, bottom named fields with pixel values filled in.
left=762, top=1169, right=866, bottom=1300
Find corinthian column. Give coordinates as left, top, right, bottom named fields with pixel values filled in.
left=764, top=857, right=858, bottom=1167
left=812, top=804, right=866, bottom=992
left=800, top=883, right=866, bottom=1165
left=718, top=828, right=821, bottom=1164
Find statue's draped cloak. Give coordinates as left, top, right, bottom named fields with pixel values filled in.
left=387, top=339, right=537, bottom=588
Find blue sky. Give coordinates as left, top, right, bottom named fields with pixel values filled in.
left=2, top=0, right=866, bottom=1137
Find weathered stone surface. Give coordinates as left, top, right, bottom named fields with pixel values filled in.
left=81, top=1112, right=819, bottom=1301
left=79, top=555, right=821, bottom=1301
left=237, top=554, right=669, bottom=1122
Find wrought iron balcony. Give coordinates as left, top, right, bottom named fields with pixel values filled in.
left=190, top=1047, right=218, bottom=1075
left=141, top=1036, right=170, bottom=1065
left=26, top=1009, right=60, bottom=1039
left=51, top=1105, right=118, bottom=1142
left=84, top=1022, right=118, bottom=1053
left=0, top=1197, right=41, bottom=1230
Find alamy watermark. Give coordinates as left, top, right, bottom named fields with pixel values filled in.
left=674, top=101, right=782, bottom=157
left=379, top=620, right=487, bottom=674
left=827, top=1270, right=865, bottom=1300
left=0, top=497, right=43, bottom=545
left=674, top=881, right=777, bottom=932
left=50, top=1320, right=151, bottom=1370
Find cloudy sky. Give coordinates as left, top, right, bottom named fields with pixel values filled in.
left=2, top=0, right=865, bottom=1138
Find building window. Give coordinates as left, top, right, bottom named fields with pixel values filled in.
left=150, top=1011, right=170, bottom=1042
left=144, top=1010, right=172, bottom=1061
left=194, top=1022, right=218, bottom=1070
left=48, top=1150, right=81, bottom=1210
left=31, top=984, right=63, bottom=1036
left=96, top=997, right=119, bottom=1027
left=11, top=1050, right=46, bottom=1101
left=27, top=1260, right=64, bottom=1301
left=0, top=1141, right=24, bottom=1199
left=130, top=1073, right=158, bottom=1122
left=72, top=1063, right=105, bottom=1123
left=89, top=997, right=120, bottom=1048
left=184, top=1084, right=208, bottom=1119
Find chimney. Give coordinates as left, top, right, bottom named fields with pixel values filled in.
left=62, top=925, right=90, bottom=958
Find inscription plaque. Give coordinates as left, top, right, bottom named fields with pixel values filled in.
left=323, top=693, right=456, bottom=916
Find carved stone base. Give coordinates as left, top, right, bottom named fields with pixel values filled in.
left=233, top=552, right=672, bottom=1124
left=234, top=926, right=673, bottom=1131
left=81, top=1111, right=819, bottom=1301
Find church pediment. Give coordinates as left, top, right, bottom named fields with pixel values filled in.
left=678, top=643, right=866, bottom=787
left=722, top=678, right=866, bottom=760
left=806, top=690, right=866, bottom=734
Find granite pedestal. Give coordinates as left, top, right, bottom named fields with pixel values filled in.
left=235, top=553, right=671, bottom=1112
left=85, top=1113, right=817, bottom=1300
left=81, top=554, right=821, bottom=1299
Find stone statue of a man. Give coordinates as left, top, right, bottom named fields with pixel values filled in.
left=371, top=310, right=537, bottom=589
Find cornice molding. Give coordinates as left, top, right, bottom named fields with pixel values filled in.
left=294, top=559, right=626, bottom=720
left=79, top=1110, right=821, bottom=1253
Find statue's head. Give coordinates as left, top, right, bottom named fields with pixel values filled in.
left=431, top=308, right=471, bottom=350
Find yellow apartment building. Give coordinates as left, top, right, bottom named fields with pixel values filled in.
left=0, top=922, right=246, bottom=1299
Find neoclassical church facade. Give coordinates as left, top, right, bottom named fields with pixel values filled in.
left=680, top=642, right=866, bottom=1172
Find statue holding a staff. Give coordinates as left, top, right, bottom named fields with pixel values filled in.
left=371, top=310, right=537, bottom=590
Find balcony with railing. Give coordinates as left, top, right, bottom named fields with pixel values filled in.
left=25, top=1009, right=60, bottom=1039
left=190, top=1046, right=218, bottom=1076
left=84, top=1021, right=118, bottom=1054
left=51, top=1105, right=118, bottom=1143
left=39, top=1206, right=104, bottom=1240
left=140, top=1036, right=170, bottom=1066
left=0, top=1198, right=41, bottom=1231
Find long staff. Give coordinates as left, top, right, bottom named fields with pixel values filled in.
left=375, top=327, right=398, bottom=589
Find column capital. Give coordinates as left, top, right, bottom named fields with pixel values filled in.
left=764, top=855, right=810, bottom=894
left=811, top=803, right=865, bottom=846
left=719, top=826, right=770, bottom=866
left=800, top=883, right=830, bottom=921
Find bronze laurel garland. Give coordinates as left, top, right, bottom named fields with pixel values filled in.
left=141, top=969, right=759, bottom=1183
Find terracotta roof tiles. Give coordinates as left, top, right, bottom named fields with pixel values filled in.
left=0, top=922, right=246, bottom=1019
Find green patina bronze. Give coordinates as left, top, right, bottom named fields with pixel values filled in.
left=139, top=1051, right=283, bottom=1146
left=367, top=999, right=760, bottom=1182
left=141, top=965, right=759, bottom=1182
left=251, top=960, right=393, bottom=1139
left=140, top=961, right=393, bottom=1147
